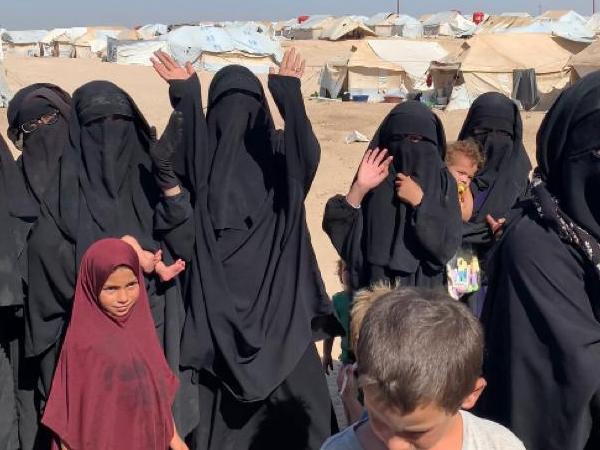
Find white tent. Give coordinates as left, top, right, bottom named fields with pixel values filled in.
left=107, top=38, right=168, bottom=65
left=2, top=30, right=47, bottom=57
left=40, top=27, right=87, bottom=57
left=289, top=16, right=335, bottom=40
left=320, top=16, right=376, bottom=41
left=367, top=13, right=423, bottom=38
left=422, top=11, right=476, bottom=37
left=136, top=24, right=168, bottom=40
left=0, top=62, right=11, bottom=107
left=73, top=27, right=131, bottom=58
left=165, top=23, right=282, bottom=73
left=586, top=14, right=600, bottom=35
left=321, top=39, right=448, bottom=100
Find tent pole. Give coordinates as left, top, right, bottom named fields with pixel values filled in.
left=396, top=0, right=400, bottom=14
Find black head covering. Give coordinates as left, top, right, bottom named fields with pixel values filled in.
left=172, top=68, right=340, bottom=402
left=44, top=80, right=158, bottom=264
left=537, top=71, right=600, bottom=242
left=364, top=101, right=450, bottom=273
left=0, top=136, right=37, bottom=307
left=206, top=65, right=276, bottom=231
left=458, top=93, right=531, bottom=244
left=7, top=84, right=72, bottom=204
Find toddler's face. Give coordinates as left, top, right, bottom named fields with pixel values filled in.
left=447, top=153, right=478, bottom=186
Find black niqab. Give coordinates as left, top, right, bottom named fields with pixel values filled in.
left=458, top=93, right=531, bottom=246
left=7, top=84, right=72, bottom=204
left=171, top=67, right=340, bottom=402
left=478, top=71, right=600, bottom=450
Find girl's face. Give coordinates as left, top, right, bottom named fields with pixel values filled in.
left=98, top=266, right=139, bottom=319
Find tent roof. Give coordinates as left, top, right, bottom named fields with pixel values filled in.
left=476, top=15, right=534, bottom=33
left=568, top=38, right=600, bottom=70
left=365, top=12, right=395, bottom=26
left=42, top=27, right=88, bottom=44
left=320, top=16, right=376, bottom=40
left=2, top=30, right=48, bottom=44
left=432, top=33, right=586, bottom=74
left=292, top=15, right=335, bottom=30
left=74, top=27, right=127, bottom=46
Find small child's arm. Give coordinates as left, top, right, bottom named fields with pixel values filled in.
left=459, top=183, right=474, bottom=222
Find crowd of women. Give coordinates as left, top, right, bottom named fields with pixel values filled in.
left=0, top=46, right=598, bottom=450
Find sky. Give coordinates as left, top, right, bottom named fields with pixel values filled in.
left=2, top=0, right=597, bottom=29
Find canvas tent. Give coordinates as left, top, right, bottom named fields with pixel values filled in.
left=367, top=13, right=423, bottom=38
left=568, top=39, right=600, bottom=79
left=429, top=33, right=586, bottom=110
left=586, top=14, right=600, bottom=35
left=41, top=27, right=87, bottom=57
left=2, top=30, right=47, bottom=57
left=289, top=16, right=335, bottom=40
left=136, top=24, right=168, bottom=40
left=72, top=27, right=132, bottom=58
left=476, top=15, right=534, bottom=34
left=107, top=38, right=168, bottom=65
left=321, top=39, right=448, bottom=100
left=503, top=10, right=594, bottom=43
left=320, top=16, right=375, bottom=41
left=166, top=23, right=283, bottom=73
left=422, top=11, right=476, bottom=37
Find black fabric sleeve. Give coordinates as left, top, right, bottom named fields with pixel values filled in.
left=154, top=190, right=194, bottom=262
left=268, top=75, right=320, bottom=195
left=412, top=172, right=462, bottom=268
left=322, top=195, right=364, bottom=289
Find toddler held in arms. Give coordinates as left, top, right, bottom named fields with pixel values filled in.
left=321, top=287, right=525, bottom=450
left=445, top=139, right=484, bottom=223
left=121, top=235, right=185, bottom=282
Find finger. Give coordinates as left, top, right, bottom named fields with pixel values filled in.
left=269, top=66, right=275, bottom=75
left=281, top=48, right=291, bottom=72
left=292, top=50, right=302, bottom=72
left=363, top=148, right=374, bottom=164
left=156, top=51, right=177, bottom=70
left=185, top=62, right=195, bottom=76
left=396, top=172, right=407, bottom=181
left=298, top=58, right=306, bottom=77
left=498, top=218, right=506, bottom=224
left=373, top=148, right=388, bottom=166
left=383, top=156, right=394, bottom=168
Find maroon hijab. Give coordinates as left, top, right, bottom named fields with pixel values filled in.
left=42, top=238, right=178, bottom=450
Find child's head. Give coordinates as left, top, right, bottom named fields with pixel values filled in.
left=356, top=288, right=485, bottom=450
left=98, top=265, right=140, bottom=320
left=446, top=139, right=485, bottom=186
left=350, top=281, right=393, bottom=353
left=336, top=259, right=350, bottom=290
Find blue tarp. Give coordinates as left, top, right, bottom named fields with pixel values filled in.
left=502, top=21, right=594, bottom=43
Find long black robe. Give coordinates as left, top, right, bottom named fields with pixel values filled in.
left=168, top=68, right=341, bottom=449
left=323, top=102, right=462, bottom=290
left=477, top=72, right=600, bottom=450
left=24, top=81, right=198, bottom=436
left=0, top=135, right=37, bottom=450
left=458, top=92, right=531, bottom=257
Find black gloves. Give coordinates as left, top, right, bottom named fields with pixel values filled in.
left=150, top=110, right=184, bottom=191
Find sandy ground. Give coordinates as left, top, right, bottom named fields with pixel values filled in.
left=0, top=42, right=544, bottom=363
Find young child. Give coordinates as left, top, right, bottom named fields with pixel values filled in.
left=322, top=260, right=353, bottom=374
left=445, top=139, right=484, bottom=222
left=321, top=287, right=525, bottom=450
left=42, top=239, right=188, bottom=450
left=121, top=235, right=185, bottom=282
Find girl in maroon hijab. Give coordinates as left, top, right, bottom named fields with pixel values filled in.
left=41, top=239, right=188, bottom=450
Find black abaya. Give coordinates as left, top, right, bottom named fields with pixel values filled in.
left=24, top=81, right=198, bottom=436
left=458, top=92, right=531, bottom=253
left=477, top=72, right=600, bottom=450
left=323, top=102, right=462, bottom=290
left=168, top=68, right=340, bottom=449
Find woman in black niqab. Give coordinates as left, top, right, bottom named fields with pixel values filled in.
left=458, top=92, right=531, bottom=251
left=154, top=50, right=342, bottom=449
left=476, top=72, right=600, bottom=450
left=323, top=101, right=462, bottom=290
left=7, top=83, right=72, bottom=204
left=25, top=80, right=198, bottom=437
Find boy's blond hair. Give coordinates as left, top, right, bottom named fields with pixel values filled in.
left=350, top=281, right=393, bottom=352
left=446, top=139, right=485, bottom=170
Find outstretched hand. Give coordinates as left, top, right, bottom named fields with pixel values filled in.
left=346, top=148, right=393, bottom=208
left=150, top=110, right=184, bottom=193
left=486, top=214, right=506, bottom=237
left=269, top=47, right=306, bottom=79
left=151, top=51, right=195, bottom=82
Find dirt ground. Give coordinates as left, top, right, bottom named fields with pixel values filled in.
left=0, top=43, right=545, bottom=361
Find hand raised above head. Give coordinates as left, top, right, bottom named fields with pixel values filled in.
left=269, top=47, right=306, bottom=79
left=150, top=51, right=195, bottom=82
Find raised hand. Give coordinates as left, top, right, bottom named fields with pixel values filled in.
left=346, top=148, right=393, bottom=207
left=269, top=47, right=306, bottom=79
left=150, top=110, right=184, bottom=193
left=151, top=51, right=195, bottom=82
left=395, top=173, right=424, bottom=208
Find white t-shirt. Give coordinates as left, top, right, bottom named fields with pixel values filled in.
left=321, top=410, right=526, bottom=450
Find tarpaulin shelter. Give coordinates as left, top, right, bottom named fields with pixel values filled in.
left=2, top=30, right=47, bottom=57
left=367, top=13, right=423, bottom=38
left=136, top=24, right=168, bottom=40
left=73, top=27, right=132, bottom=58
left=568, top=38, right=600, bottom=79
left=107, top=38, right=168, bottom=65
left=321, top=39, right=448, bottom=100
left=165, top=23, right=282, bottom=73
left=429, top=33, right=587, bottom=110
left=422, top=11, right=476, bottom=37
left=320, top=16, right=375, bottom=41
left=40, top=27, right=87, bottom=57
left=289, top=15, right=335, bottom=40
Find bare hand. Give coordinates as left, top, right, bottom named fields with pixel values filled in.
left=395, top=173, right=424, bottom=207
left=269, top=47, right=306, bottom=79
left=151, top=51, right=195, bottom=82
left=486, top=214, right=506, bottom=237
left=356, top=148, right=393, bottom=193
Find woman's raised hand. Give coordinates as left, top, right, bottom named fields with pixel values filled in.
left=270, top=47, right=306, bottom=79
left=151, top=51, right=195, bottom=82
left=346, top=148, right=393, bottom=207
